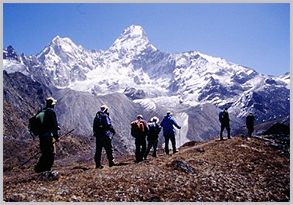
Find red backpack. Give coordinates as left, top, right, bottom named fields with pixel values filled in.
left=131, top=120, right=145, bottom=137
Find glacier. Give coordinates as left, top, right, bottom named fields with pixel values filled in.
left=3, top=25, right=290, bottom=148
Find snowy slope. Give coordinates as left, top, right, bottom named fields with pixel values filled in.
left=3, top=25, right=290, bottom=145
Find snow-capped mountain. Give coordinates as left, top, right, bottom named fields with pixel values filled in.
left=3, top=25, right=290, bottom=147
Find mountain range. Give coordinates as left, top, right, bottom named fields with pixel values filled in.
left=3, top=25, right=290, bottom=151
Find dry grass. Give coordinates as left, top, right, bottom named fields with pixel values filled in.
left=3, top=136, right=290, bottom=202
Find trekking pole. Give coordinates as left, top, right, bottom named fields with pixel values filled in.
left=18, top=129, right=75, bottom=168
left=179, top=129, right=181, bottom=148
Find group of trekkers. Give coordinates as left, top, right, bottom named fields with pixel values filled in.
left=93, top=106, right=181, bottom=168
left=33, top=97, right=255, bottom=173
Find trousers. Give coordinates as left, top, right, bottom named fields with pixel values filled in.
left=35, top=134, right=55, bottom=173
left=144, top=139, right=158, bottom=159
left=220, top=123, right=230, bottom=139
left=164, top=135, right=176, bottom=154
left=95, top=135, right=114, bottom=167
left=135, top=136, right=146, bottom=162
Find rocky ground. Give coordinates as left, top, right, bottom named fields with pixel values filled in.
left=3, top=134, right=290, bottom=202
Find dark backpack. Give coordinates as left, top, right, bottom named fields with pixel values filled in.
left=219, top=111, right=229, bottom=124
left=148, top=122, right=157, bottom=136
left=94, top=112, right=109, bottom=132
left=29, top=109, right=46, bottom=136
left=131, top=120, right=145, bottom=137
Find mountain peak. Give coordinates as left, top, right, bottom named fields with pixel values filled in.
left=109, top=25, right=156, bottom=52
left=50, top=35, right=77, bottom=48
left=122, top=25, right=146, bottom=38
left=3, top=45, right=20, bottom=61
left=37, top=35, right=82, bottom=62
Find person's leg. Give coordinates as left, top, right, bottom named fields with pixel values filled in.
left=144, top=140, right=152, bottom=159
left=220, top=125, right=224, bottom=140
left=227, top=125, right=231, bottom=139
left=248, top=126, right=254, bottom=137
left=140, top=138, right=146, bottom=161
left=164, top=135, right=170, bottom=155
left=104, top=137, right=114, bottom=166
left=95, top=138, right=103, bottom=168
left=170, top=135, right=177, bottom=153
left=35, top=135, right=53, bottom=173
left=135, top=138, right=142, bottom=162
left=45, top=152, right=55, bottom=171
left=152, top=140, right=158, bottom=157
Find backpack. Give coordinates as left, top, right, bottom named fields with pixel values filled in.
left=94, top=112, right=110, bottom=132
left=148, top=122, right=157, bottom=136
left=29, top=109, right=46, bottom=136
left=219, top=111, right=229, bottom=124
left=131, top=120, right=145, bottom=137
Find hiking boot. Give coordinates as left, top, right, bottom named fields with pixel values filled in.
left=96, top=165, right=104, bottom=169
left=109, top=161, right=116, bottom=167
left=135, top=159, right=142, bottom=163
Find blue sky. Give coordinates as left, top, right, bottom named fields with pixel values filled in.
left=3, top=3, right=290, bottom=76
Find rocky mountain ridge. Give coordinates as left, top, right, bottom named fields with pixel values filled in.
left=3, top=24, right=290, bottom=147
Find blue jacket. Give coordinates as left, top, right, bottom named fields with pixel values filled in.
left=160, top=115, right=181, bottom=136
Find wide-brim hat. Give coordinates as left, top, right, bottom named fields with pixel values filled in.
left=167, top=111, right=172, bottom=115
left=46, top=97, right=57, bottom=106
left=151, top=116, right=159, bottom=123
left=137, top=115, right=143, bottom=119
left=100, top=105, right=108, bottom=112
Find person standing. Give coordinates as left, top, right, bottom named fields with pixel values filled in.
left=34, top=97, right=59, bottom=173
left=131, top=115, right=149, bottom=163
left=219, top=107, right=231, bottom=140
left=93, top=105, right=116, bottom=169
left=160, top=111, right=181, bottom=155
left=246, top=112, right=255, bottom=138
left=144, top=116, right=161, bottom=159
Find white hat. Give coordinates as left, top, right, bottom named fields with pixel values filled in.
left=137, top=115, right=143, bottom=119
left=100, top=105, right=108, bottom=112
left=46, top=97, right=57, bottom=106
left=151, top=116, right=159, bottom=123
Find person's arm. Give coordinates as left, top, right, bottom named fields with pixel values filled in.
left=50, top=110, right=59, bottom=140
left=172, top=118, right=181, bottom=129
left=105, top=116, right=116, bottom=135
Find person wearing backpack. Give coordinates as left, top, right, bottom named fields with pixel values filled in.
left=93, top=105, right=116, bottom=169
left=131, top=115, right=149, bottom=163
left=144, top=116, right=161, bottom=160
left=160, top=111, right=181, bottom=155
left=219, top=107, right=231, bottom=140
left=34, top=97, right=59, bottom=173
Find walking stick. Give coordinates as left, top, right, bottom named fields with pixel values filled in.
left=18, top=129, right=75, bottom=168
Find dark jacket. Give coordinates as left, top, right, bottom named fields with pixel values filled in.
left=219, top=111, right=230, bottom=125
left=93, top=111, right=115, bottom=137
left=246, top=114, right=255, bottom=128
left=160, top=115, right=181, bottom=136
left=147, top=122, right=161, bottom=140
left=43, top=107, right=59, bottom=140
